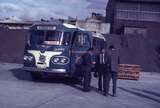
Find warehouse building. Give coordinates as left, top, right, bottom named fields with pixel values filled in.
left=0, top=21, right=32, bottom=63
left=106, top=0, right=160, bottom=41
left=106, top=0, right=160, bottom=72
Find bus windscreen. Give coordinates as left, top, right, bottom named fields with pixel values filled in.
left=30, top=30, right=71, bottom=46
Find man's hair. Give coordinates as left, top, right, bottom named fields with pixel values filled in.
left=109, top=45, right=115, bottom=50
left=87, top=48, right=93, bottom=51
left=100, top=47, right=103, bottom=51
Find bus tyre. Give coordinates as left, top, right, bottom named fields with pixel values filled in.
left=30, top=72, right=41, bottom=81
left=83, top=71, right=91, bottom=92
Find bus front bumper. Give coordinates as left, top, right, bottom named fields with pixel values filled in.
left=23, top=67, right=66, bottom=74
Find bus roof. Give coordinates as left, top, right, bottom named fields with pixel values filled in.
left=92, top=32, right=106, bottom=41
left=30, top=22, right=106, bottom=41
left=30, top=22, right=87, bottom=32
left=63, top=23, right=86, bottom=31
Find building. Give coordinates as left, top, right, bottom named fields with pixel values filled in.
left=76, top=19, right=110, bottom=35
left=106, top=0, right=160, bottom=41
left=87, top=12, right=105, bottom=22
left=76, top=13, right=110, bottom=34
left=106, top=0, right=160, bottom=72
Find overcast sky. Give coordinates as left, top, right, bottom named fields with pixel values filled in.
left=0, top=0, right=108, bottom=21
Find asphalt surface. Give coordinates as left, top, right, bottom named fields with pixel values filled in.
left=0, top=63, right=160, bottom=108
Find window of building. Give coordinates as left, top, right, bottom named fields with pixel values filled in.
left=116, top=2, right=160, bottom=22
left=124, top=27, right=147, bottom=36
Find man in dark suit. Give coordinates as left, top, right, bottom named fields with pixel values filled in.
left=107, top=45, right=120, bottom=97
left=81, top=48, right=93, bottom=92
left=95, top=48, right=110, bottom=96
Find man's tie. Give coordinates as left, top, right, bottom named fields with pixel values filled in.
left=102, top=53, right=105, bottom=64
left=100, top=53, right=105, bottom=64
left=100, top=53, right=102, bottom=64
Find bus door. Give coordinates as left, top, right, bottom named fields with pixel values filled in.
left=70, top=31, right=91, bottom=77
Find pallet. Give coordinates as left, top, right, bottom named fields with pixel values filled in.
left=118, top=64, right=141, bottom=80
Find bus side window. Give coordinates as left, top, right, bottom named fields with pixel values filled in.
left=73, top=32, right=90, bottom=48
left=63, top=32, right=71, bottom=45
left=83, top=34, right=90, bottom=47
left=73, top=33, right=83, bottom=47
left=93, top=38, right=96, bottom=48
left=100, top=40, right=104, bottom=48
left=73, top=33, right=81, bottom=47
left=96, top=39, right=99, bottom=49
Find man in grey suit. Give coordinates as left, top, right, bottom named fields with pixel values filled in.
left=106, top=45, right=120, bottom=97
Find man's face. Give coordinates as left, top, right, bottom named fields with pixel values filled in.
left=102, top=49, right=105, bottom=53
left=89, top=50, right=92, bottom=54
left=112, top=48, right=116, bottom=51
left=105, top=48, right=108, bottom=52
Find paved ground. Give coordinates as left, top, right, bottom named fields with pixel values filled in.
left=0, top=63, right=160, bottom=108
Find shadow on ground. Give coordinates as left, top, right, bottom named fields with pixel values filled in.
left=118, top=87, right=160, bottom=103
left=10, top=68, right=103, bottom=93
left=11, top=68, right=80, bottom=84
left=131, top=88, right=160, bottom=98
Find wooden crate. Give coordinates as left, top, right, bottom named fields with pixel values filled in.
left=118, top=64, right=141, bottom=80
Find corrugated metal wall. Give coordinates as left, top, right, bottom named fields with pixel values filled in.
left=106, top=34, right=160, bottom=72
left=0, top=28, right=27, bottom=63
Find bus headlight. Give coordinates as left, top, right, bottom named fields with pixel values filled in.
left=52, top=56, right=69, bottom=65
left=60, top=58, right=68, bottom=64
left=24, top=54, right=34, bottom=62
left=53, top=57, right=60, bottom=63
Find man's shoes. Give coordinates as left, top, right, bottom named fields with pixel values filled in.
left=98, top=89, right=109, bottom=96
left=78, top=80, right=83, bottom=85
left=83, top=88, right=90, bottom=92
left=98, top=88, right=102, bottom=92
left=102, top=91, right=108, bottom=96
left=112, top=94, right=117, bottom=97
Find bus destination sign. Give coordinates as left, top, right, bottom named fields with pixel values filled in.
left=37, top=26, right=56, bottom=30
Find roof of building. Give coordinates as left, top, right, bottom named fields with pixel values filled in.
left=116, top=0, right=160, bottom=3
left=0, top=21, right=33, bottom=25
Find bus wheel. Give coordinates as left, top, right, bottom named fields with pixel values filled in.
left=83, top=71, right=91, bottom=92
left=30, top=72, right=42, bottom=81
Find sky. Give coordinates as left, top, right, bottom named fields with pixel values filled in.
left=0, top=0, right=108, bottom=21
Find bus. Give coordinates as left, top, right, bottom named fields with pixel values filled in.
left=23, top=22, right=106, bottom=89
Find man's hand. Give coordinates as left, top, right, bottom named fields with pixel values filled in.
left=92, top=61, right=96, bottom=65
